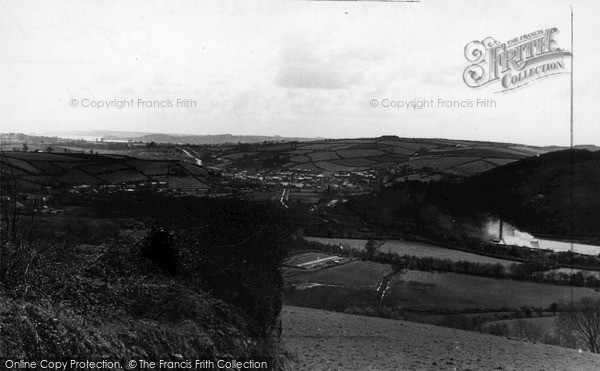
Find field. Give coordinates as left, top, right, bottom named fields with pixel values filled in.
left=386, top=270, right=600, bottom=311
left=305, top=237, right=371, bottom=250
left=282, top=305, right=600, bottom=371
left=480, top=316, right=559, bottom=335
left=0, top=151, right=213, bottom=191
left=285, top=252, right=336, bottom=267
left=285, top=261, right=392, bottom=288
left=282, top=251, right=600, bottom=315
left=284, top=252, right=350, bottom=269
left=305, top=237, right=517, bottom=268
left=218, top=137, right=555, bottom=175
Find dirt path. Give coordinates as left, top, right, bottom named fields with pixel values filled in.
left=282, top=305, right=600, bottom=371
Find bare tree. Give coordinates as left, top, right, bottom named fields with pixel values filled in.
left=0, top=149, right=19, bottom=243
left=557, top=298, right=600, bottom=353
left=0, top=149, right=37, bottom=293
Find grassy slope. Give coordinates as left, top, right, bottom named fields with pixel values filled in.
left=0, top=290, right=261, bottom=361
left=388, top=270, right=600, bottom=311
left=0, top=237, right=275, bottom=362
left=282, top=305, right=600, bottom=371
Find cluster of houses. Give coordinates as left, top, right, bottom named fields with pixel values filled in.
left=67, top=181, right=174, bottom=197
left=0, top=193, right=62, bottom=214
left=226, top=168, right=384, bottom=193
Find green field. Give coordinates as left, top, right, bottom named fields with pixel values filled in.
left=285, top=261, right=392, bottom=288
left=283, top=255, right=600, bottom=316
left=386, top=270, right=600, bottom=311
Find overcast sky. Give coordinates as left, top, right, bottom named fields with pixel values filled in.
left=1, top=0, right=598, bottom=146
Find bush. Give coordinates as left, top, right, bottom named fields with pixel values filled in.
left=1, top=194, right=291, bottom=366
left=0, top=241, right=38, bottom=295
left=485, top=323, right=510, bottom=337
left=141, top=197, right=291, bottom=344
left=142, top=227, right=179, bottom=274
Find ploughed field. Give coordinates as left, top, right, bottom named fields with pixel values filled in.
left=0, top=151, right=212, bottom=191
left=282, top=305, right=600, bottom=371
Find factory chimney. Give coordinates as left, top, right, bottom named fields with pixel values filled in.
left=499, top=219, right=503, bottom=241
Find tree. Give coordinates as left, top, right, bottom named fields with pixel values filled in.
left=513, top=319, right=545, bottom=341
left=557, top=298, right=600, bottom=353
left=365, top=239, right=378, bottom=258
left=0, top=150, right=37, bottom=292
left=164, top=197, right=291, bottom=341
left=550, top=302, right=559, bottom=316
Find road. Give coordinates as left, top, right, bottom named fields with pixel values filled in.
left=280, top=189, right=289, bottom=208
left=181, top=148, right=202, bottom=166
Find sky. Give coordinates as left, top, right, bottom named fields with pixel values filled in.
left=1, top=0, right=598, bottom=146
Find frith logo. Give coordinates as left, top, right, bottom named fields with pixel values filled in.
left=463, top=28, right=571, bottom=92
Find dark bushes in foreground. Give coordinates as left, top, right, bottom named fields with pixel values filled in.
left=0, top=195, right=291, bottom=368
left=142, top=196, right=292, bottom=342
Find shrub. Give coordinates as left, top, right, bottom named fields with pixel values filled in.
left=142, top=227, right=179, bottom=274
left=0, top=241, right=38, bottom=295
left=141, top=196, right=291, bottom=345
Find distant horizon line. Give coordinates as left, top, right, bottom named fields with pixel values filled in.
left=0, top=130, right=596, bottom=148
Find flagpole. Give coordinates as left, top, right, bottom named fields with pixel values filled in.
left=569, top=4, right=574, bottom=305
left=570, top=5, right=573, bottom=149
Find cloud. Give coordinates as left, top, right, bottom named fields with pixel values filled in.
left=274, top=32, right=386, bottom=90
left=276, top=64, right=349, bottom=89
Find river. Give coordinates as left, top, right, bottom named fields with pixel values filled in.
left=535, top=239, right=600, bottom=255
left=502, top=235, right=600, bottom=256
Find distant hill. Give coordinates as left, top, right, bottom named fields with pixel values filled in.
left=45, top=130, right=153, bottom=139
left=467, top=148, right=600, bottom=239
left=44, top=130, right=318, bottom=144
left=218, top=136, right=565, bottom=176
left=0, top=151, right=213, bottom=191
left=324, top=148, right=600, bottom=246
left=134, top=133, right=319, bottom=145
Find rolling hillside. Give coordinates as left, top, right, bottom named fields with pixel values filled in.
left=283, top=305, right=600, bottom=370
left=466, top=149, right=600, bottom=239
left=0, top=151, right=213, bottom=191
left=218, top=136, right=562, bottom=176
